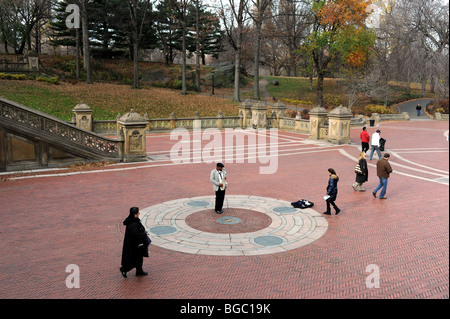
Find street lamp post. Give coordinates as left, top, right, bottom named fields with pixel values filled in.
left=211, top=71, right=215, bottom=95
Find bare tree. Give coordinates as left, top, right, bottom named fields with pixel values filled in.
left=79, top=0, right=92, bottom=84
left=127, top=0, right=151, bottom=89
left=219, top=0, right=249, bottom=102
left=246, top=0, right=271, bottom=100
left=170, top=0, right=194, bottom=95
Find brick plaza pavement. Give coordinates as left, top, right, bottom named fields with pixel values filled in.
left=0, top=119, right=448, bottom=300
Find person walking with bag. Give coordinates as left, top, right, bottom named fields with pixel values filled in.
left=373, top=153, right=393, bottom=199
left=353, top=152, right=368, bottom=191
left=369, top=129, right=382, bottom=161
left=323, top=168, right=341, bottom=215
left=120, top=207, right=150, bottom=278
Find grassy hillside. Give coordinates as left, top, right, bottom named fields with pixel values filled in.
left=0, top=53, right=433, bottom=120
left=0, top=80, right=239, bottom=121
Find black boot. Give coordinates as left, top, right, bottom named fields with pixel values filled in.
left=136, top=269, right=148, bottom=276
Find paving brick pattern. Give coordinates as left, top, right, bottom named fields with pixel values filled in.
left=0, top=120, right=448, bottom=299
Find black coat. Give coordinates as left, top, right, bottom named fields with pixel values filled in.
left=121, top=216, right=149, bottom=269
left=326, top=175, right=339, bottom=201
left=355, top=158, right=368, bottom=183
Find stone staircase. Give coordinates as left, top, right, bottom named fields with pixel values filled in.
left=0, top=97, right=126, bottom=172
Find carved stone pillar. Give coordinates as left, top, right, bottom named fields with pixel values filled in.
left=72, top=103, right=93, bottom=131
left=308, top=106, right=328, bottom=140
left=271, top=102, right=287, bottom=128
left=117, top=110, right=148, bottom=162
left=327, top=105, right=352, bottom=145
left=251, top=102, right=267, bottom=129
left=28, top=52, right=39, bottom=72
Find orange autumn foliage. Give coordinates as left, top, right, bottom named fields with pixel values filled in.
left=318, top=0, right=373, bottom=27
left=346, top=50, right=366, bottom=67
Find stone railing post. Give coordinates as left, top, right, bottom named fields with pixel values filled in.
left=308, top=106, right=328, bottom=140
left=193, top=112, right=201, bottom=130
left=238, top=100, right=253, bottom=128
left=327, top=105, right=352, bottom=144
left=72, top=102, right=93, bottom=131
left=28, top=52, right=39, bottom=72
left=217, top=111, right=224, bottom=129
left=117, top=109, right=148, bottom=162
left=169, top=112, right=177, bottom=129
left=251, top=102, right=268, bottom=129
left=144, top=112, right=151, bottom=131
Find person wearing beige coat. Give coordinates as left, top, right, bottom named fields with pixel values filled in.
left=210, top=163, right=227, bottom=214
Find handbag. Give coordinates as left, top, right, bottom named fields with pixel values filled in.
left=355, top=164, right=363, bottom=175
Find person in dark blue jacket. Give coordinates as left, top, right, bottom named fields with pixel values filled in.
left=324, top=168, right=341, bottom=215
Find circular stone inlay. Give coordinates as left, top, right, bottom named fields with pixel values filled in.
left=185, top=208, right=271, bottom=234
left=273, top=206, right=297, bottom=214
left=254, top=236, right=284, bottom=246
left=139, top=195, right=328, bottom=256
left=186, top=200, right=210, bottom=207
left=217, top=216, right=242, bottom=224
left=149, top=226, right=177, bottom=235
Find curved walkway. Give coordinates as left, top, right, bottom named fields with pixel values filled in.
left=396, top=98, right=432, bottom=120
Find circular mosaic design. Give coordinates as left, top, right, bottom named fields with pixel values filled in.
left=186, top=208, right=271, bottom=234
left=139, top=195, right=328, bottom=256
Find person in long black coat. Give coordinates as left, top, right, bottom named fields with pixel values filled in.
left=324, top=168, right=341, bottom=215
left=120, top=207, right=150, bottom=278
left=353, top=152, right=369, bottom=191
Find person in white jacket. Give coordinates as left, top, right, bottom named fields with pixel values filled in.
left=369, top=129, right=382, bottom=161
left=210, top=163, right=227, bottom=214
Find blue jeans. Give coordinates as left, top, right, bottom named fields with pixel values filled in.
left=374, top=177, right=389, bottom=198
left=369, top=145, right=382, bottom=160
left=417, top=110, right=421, bottom=116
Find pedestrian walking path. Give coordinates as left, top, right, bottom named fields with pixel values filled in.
left=0, top=118, right=448, bottom=299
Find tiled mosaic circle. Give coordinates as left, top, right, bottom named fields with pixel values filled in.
left=185, top=208, right=272, bottom=234
left=140, top=195, right=328, bottom=256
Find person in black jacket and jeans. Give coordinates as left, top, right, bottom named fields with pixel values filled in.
left=324, top=168, right=341, bottom=215
left=120, top=207, right=150, bottom=278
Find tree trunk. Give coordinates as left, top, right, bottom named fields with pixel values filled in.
left=233, top=41, right=241, bottom=102
left=195, top=0, right=201, bottom=91
left=253, top=30, right=261, bottom=100
left=316, top=72, right=324, bottom=108
left=181, top=24, right=187, bottom=95
left=81, top=0, right=92, bottom=84
left=133, top=40, right=140, bottom=89
left=76, top=28, right=80, bottom=80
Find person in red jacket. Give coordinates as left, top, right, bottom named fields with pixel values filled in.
left=360, top=127, right=370, bottom=153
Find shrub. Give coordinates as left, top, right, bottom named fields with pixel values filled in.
left=428, top=99, right=449, bottom=115
left=364, top=104, right=398, bottom=115
left=0, top=73, right=26, bottom=80
left=36, top=76, right=59, bottom=85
